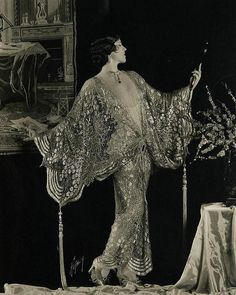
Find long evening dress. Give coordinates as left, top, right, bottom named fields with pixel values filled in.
left=34, top=71, right=193, bottom=276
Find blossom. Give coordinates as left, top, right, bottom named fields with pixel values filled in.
left=193, top=85, right=236, bottom=161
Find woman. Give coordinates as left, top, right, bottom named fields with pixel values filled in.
left=31, top=36, right=201, bottom=286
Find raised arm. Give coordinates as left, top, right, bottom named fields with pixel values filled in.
left=129, top=69, right=201, bottom=169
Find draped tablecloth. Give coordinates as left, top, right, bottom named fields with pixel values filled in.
left=0, top=42, right=49, bottom=108
left=0, top=42, right=50, bottom=154
left=174, top=202, right=236, bottom=294
left=4, top=203, right=236, bottom=294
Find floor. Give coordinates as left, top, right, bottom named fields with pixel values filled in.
left=3, top=283, right=191, bottom=295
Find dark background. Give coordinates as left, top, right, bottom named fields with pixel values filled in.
left=0, top=0, right=236, bottom=291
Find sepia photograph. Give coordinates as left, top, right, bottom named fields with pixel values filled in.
left=0, top=0, right=236, bottom=294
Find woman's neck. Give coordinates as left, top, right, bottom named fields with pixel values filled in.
left=101, top=62, right=119, bottom=74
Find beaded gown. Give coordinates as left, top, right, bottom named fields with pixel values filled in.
left=34, top=71, right=193, bottom=276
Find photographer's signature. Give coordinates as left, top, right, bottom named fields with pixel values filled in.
left=69, top=256, right=84, bottom=277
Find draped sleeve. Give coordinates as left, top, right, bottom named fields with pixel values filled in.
left=129, top=71, right=193, bottom=169
left=34, top=78, right=133, bottom=206
left=34, top=71, right=194, bottom=206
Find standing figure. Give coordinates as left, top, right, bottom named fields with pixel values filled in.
left=32, top=36, right=201, bottom=286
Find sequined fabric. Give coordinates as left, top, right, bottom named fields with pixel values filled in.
left=34, top=71, right=193, bottom=276
left=99, top=145, right=152, bottom=276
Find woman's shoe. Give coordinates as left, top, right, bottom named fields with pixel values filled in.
left=88, top=257, right=110, bottom=286
left=117, top=267, right=142, bottom=287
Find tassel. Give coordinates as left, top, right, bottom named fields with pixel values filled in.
left=182, top=162, right=187, bottom=257
left=58, top=205, right=68, bottom=289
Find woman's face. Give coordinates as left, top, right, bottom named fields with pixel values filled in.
left=109, top=39, right=127, bottom=64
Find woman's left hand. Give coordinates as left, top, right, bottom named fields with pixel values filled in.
left=190, top=63, right=202, bottom=90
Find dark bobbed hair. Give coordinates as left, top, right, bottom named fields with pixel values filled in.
left=90, top=35, right=120, bottom=69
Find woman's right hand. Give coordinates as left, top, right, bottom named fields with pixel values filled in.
left=23, top=128, right=37, bottom=141
left=11, top=116, right=48, bottom=141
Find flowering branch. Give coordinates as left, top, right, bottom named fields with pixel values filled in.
left=193, top=84, right=236, bottom=161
